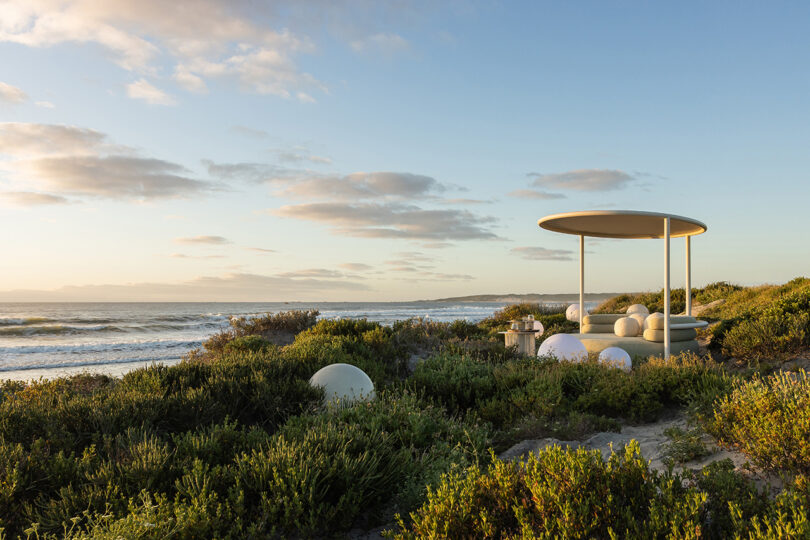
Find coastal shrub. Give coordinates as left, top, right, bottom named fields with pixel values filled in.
left=594, top=288, right=687, bottom=315
left=709, top=370, right=810, bottom=475
left=662, top=426, right=712, bottom=467
left=197, top=309, right=319, bottom=355
left=694, top=281, right=744, bottom=305
left=393, top=443, right=706, bottom=539
left=222, top=334, right=271, bottom=353
left=408, top=351, right=732, bottom=445
left=478, top=303, right=572, bottom=335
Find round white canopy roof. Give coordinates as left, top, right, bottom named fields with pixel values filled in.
left=537, top=210, right=707, bottom=239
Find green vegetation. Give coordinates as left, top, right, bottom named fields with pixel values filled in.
left=1, top=277, right=809, bottom=537
left=710, top=370, right=810, bottom=475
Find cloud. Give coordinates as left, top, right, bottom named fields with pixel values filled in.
left=1, top=192, right=70, bottom=206
left=169, top=253, right=225, bottom=259
left=277, top=171, right=446, bottom=200
left=0, top=272, right=369, bottom=302
left=510, top=246, right=574, bottom=261
left=528, top=169, right=635, bottom=191
left=507, top=189, right=566, bottom=200
left=126, top=79, right=176, bottom=105
left=351, top=32, right=409, bottom=54
left=277, top=268, right=344, bottom=278
left=0, top=1, right=326, bottom=100
left=0, top=123, right=214, bottom=202
left=273, top=202, right=499, bottom=241
left=0, top=82, right=27, bottom=103
left=231, top=125, right=270, bottom=139
left=0, top=123, right=107, bottom=156
left=35, top=100, right=55, bottom=108
left=274, top=150, right=332, bottom=165
left=339, top=262, right=373, bottom=272
left=422, top=242, right=452, bottom=249
left=246, top=247, right=276, bottom=253
left=443, top=198, right=492, bottom=205
left=203, top=160, right=293, bottom=183
left=174, top=235, right=231, bottom=245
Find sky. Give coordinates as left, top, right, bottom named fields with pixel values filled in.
left=0, top=0, right=808, bottom=302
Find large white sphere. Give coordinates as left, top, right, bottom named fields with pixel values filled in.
left=614, top=317, right=640, bottom=337
left=643, top=312, right=663, bottom=331
left=533, top=320, right=544, bottom=337
left=565, top=303, right=589, bottom=322
left=537, top=333, right=588, bottom=362
left=309, top=363, right=375, bottom=406
left=598, top=347, right=632, bottom=372
left=626, top=304, right=650, bottom=316
left=629, top=314, right=646, bottom=335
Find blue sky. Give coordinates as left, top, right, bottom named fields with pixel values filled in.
left=0, top=1, right=807, bottom=301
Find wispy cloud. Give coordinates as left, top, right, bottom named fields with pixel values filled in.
left=246, top=247, right=276, bottom=254
left=507, top=189, right=566, bottom=200
left=339, top=262, right=373, bottom=272
left=511, top=246, right=574, bottom=261
left=528, top=169, right=635, bottom=191
left=0, top=1, right=326, bottom=101
left=1, top=192, right=70, bottom=206
left=273, top=202, right=500, bottom=241
left=231, top=125, right=270, bottom=139
left=170, top=253, right=225, bottom=259
left=35, top=100, right=55, bottom=108
left=174, top=235, right=231, bottom=245
left=0, top=123, right=212, bottom=202
left=126, top=79, right=176, bottom=105
left=0, top=272, right=370, bottom=302
left=0, top=82, right=27, bottom=103
left=351, top=32, right=409, bottom=54
left=277, top=171, right=446, bottom=201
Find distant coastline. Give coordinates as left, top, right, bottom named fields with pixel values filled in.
left=427, top=292, right=628, bottom=303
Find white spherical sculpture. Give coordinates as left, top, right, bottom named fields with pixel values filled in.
left=598, top=347, right=632, bottom=372
left=629, top=314, right=646, bottom=336
left=627, top=304, right=650, bottom=316
left=565, top=303, right=589, bottom=322
left=537, top=334, right=588, bottom=362
left=614, top=317, right=640, bottom=337
left=533, top=320, right=544, bottom=337
left=309, top=363, right=375, bottom=406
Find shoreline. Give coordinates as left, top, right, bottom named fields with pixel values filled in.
left=0, top=358, right=183, bottom=382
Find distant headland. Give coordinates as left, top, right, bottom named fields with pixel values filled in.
left=427, top=292, right=629, bottom=303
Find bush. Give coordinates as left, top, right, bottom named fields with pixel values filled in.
left=198, top=310, right=319, bottom=355
left=408, top=352, right=733, bottom=446
left=709, top=370, right=810, bottom=475
left=393, top=443, right=706, bottom=539
left=223, top=334, right=271, bottom=353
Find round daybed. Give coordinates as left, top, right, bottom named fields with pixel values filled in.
left=537, top=210, right=707, bottom=359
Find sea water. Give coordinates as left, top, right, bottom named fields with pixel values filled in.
left=0, top=302, right=522, bottom=380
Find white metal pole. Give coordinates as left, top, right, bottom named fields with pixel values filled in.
left=685, top=235, right=692, bottom=317
left=664, top=218, right=671, bottom=359
left=579, top=235, right=585, bottom=333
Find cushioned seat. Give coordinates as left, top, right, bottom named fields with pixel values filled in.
left=576, top=333, right=700, bottom=357
left=646, top=316, right=697, bottom=330
left=581, top=323, right=616, bottom=334
left=642, top=328, right=697, bottom=342
left=583, top=314, right=624, bottom=325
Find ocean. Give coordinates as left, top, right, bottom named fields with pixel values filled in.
left=0, top=301, right=532, bottom=381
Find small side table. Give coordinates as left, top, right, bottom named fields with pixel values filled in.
left=498, top=330, right=537, bottom=356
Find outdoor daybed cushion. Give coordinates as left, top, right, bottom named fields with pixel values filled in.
left=643, top=328, right=697, bottom=342
left=583, top=314, right=624, bottom=325
left=646, top=316, right=698, bottom=330
left=581, top=323, right=615, bottom=334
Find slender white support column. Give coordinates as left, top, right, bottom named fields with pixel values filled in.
left=685, top=235, right=692, bottom=316
left=664, top=218, right=671, bottom=359
left=579, top=234, right=585, bottom=334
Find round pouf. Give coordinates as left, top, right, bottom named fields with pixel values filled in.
left=626, top=304, right=650, bottom=316
left=614, top=317, right=640, bottom=337
left=598, top=347, right=632, bottom=372
left=309, top=363, right=375, bottom=406
left=643, top=312, right=663, bottom=331
left=565, top=303, right=589, bottom=322
left=537, top=334, right=588, bottom=362
left=629, top=314, right=646, bottom=335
